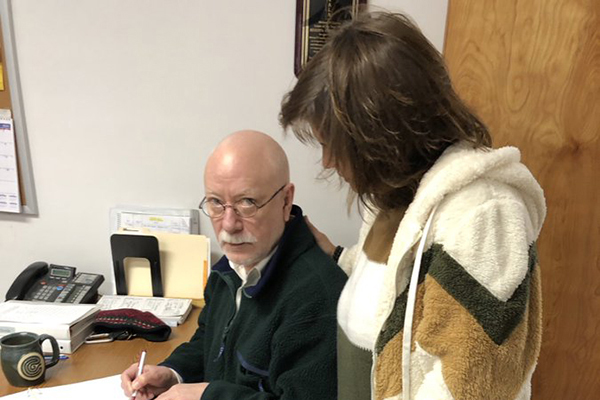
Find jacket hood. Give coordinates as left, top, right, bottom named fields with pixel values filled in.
left=406, top=143, right=546, bottom=240
left=376, top=142, right=547, bottom=331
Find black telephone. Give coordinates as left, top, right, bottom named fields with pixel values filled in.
left=5, top=262, right=104, bottom=304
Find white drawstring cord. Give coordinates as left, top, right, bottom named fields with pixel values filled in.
left=402, top=205, right=438, bottom=399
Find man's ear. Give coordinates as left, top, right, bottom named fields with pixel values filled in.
left=283, top=183, right=295, bottom=222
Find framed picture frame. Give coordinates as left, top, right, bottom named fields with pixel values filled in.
left=0, top=0, right=37, bottom=214
left=294, top=0, right=365, bottom=76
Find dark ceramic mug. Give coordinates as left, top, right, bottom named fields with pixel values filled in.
left=0, top=332, right=60, bottom=387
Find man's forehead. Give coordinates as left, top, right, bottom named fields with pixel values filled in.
left=205, top=165, right=276, bottom=195
left=204, top=176, right=270, bottom=198
left=206, top=150, right=272, bottom=178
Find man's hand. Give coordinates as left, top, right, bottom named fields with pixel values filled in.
left=155, top=383, right=210, bottom=400
left=121, top=364, right=179, bottom=400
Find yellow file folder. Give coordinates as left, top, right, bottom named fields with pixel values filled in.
left=115, top=230, right=210, bottom=300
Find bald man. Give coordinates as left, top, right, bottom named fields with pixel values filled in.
left=121, top=131, right=347, bottom=400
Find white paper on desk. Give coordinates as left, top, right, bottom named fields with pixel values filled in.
left=97, top=295, right=191, bottom=317
left=0, top=374, right=126, bottom=400
left=0, top=115, right=20, bottom=213
left=0, top=301, right=99, bottom=325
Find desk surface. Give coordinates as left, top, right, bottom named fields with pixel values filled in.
left=0, top=306, right=201, bottom=397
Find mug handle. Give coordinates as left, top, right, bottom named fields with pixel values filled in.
left=39, top=334, right=60, bottom=368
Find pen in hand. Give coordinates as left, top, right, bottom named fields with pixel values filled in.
left=131, top=350, right=147, bottom=400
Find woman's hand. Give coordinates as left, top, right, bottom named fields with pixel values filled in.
left=305, top=216, right=336, bottom=257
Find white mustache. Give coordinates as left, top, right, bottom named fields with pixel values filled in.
left=218, top=231, right=258, bottom=245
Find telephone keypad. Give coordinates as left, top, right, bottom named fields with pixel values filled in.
left=20, top=265, right=104, bottom=304
left=69, top=286, right=91, bottom=303
left=54, top=284, right=74, bottom=302
left=34, top=285, right=57, bottom=301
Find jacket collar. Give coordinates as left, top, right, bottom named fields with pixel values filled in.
left=211, top=205, right=312, bottom=298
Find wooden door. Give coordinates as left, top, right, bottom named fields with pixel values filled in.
left=444, top=0, right=599, bottom=399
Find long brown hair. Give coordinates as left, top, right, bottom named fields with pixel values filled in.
left=280, top=11, right=491, bottom=211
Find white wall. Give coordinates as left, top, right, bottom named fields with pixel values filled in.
left=0, top=0, right=447, bottom=297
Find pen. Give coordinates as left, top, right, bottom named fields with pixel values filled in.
left=44, top=355, right=69, bottom=360
left=131, top=350, right=147, bottom=400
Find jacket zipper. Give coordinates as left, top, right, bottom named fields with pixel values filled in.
left=370, top=236, right=421, bottom=400
left=214, top=275, right=241, bottom=362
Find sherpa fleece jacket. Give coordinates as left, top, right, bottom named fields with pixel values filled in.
left=337, top=144, right=546, bottom=400
left=160, top=205, right=347, bottom=400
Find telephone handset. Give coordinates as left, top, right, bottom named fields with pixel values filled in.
left=5, top=262, right=104, bottom=304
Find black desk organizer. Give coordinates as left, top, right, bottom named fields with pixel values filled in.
left=110, top=234, right=164, bottom=297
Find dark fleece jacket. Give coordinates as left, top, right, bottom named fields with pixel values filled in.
left=160, top=205, right=347, bottom=400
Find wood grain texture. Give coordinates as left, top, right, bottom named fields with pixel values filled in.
left=444, top=0, right=599, bottom=399
left=0, top=306, right=202, bottom=396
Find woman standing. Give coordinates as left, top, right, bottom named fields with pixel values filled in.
left=280, top=11, right=546, bottom=400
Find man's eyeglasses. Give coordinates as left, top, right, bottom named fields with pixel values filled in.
left=199, top=184, right=286, bottom=219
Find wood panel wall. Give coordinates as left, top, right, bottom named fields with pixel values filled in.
left=443, top=0, right=599, bottom=399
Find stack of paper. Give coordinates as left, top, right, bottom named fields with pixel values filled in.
left=0, top=301, right=100, bottom=354
left=96, top=295, right=192, bottom=327
left=110, top=206, right=200, bottom=234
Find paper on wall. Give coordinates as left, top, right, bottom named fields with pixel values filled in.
left=0, top=112, right=20, bottom=213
